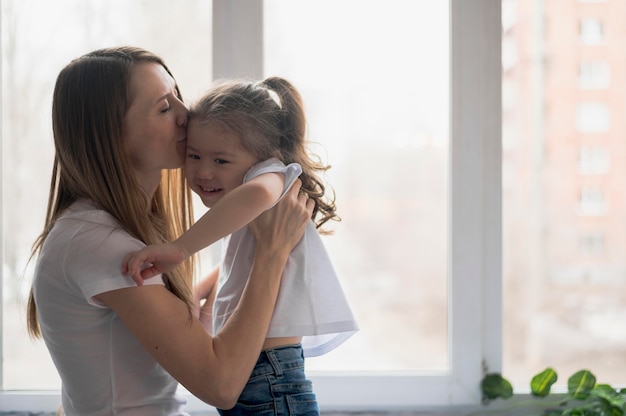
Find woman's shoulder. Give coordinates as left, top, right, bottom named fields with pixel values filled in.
left=55, top=199, right=144, bottom=254
left=62, top=198, right=118, bottom=223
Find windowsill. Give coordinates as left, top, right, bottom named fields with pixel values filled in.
left=0, top=391, right=573, bottom=416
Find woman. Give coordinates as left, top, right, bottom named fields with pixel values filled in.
left=26, top=46, right=312, bottom=415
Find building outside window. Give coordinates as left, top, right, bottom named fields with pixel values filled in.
left=503, top=0, right=626, bottom=389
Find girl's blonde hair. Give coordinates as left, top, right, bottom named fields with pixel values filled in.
left=27, top=46, right=195, bottom=338
left=189, top=76, right=339, bottom=231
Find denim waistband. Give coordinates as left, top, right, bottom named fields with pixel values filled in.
left=250, top=344, right=305, bottom=378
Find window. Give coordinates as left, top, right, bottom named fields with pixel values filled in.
left=579, top=18, right=605, bottom=45
left=1, top=0, right=211, bottom=401
left=579, top=187, right=608, bottom=216
left=579, top=233, right=605, bottom=257
left=579, top=61, right=610, bottom=89
left=578, top=145, right=610, bottom=174
left=264, top=0, right=449, bottom=374
left=2, top=1, right=502, bottom=412
left=576, top=102, right=610, bottom=132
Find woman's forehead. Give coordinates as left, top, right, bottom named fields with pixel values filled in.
left=128, top=62, right=176, bottom=104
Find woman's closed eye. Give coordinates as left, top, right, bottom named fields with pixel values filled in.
left=159, top=99, right=171, bottom=113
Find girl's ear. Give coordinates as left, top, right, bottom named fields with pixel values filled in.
left=271, top=149, right=282, bottom=160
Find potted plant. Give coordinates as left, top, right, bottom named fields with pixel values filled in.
left=479, top=369, right=626, bottom=415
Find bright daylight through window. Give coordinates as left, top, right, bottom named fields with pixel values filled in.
left=2, top=0, right=449, bottom=392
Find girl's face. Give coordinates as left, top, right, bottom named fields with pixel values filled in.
left=185, top=119, right=261, bottom=208
left=123, top=62, right=188, bottom=188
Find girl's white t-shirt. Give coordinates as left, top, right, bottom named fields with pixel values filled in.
left=33, top=199, right=188, bottom=416
left=213, top=158, right=359, bottom=357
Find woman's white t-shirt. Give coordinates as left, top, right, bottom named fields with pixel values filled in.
left=33, top=199, right=188, bottom=416
left=213, top=158, right=359, bottom=357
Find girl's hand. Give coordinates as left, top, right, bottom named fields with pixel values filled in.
left=122, top=242, right=189, bottom=285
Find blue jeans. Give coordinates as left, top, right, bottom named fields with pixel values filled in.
left=217, top=344, right=319, bottom=416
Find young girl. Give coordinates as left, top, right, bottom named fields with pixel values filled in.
left=124, top=77, right=358, bottom=415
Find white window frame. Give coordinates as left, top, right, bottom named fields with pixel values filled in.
left=0, top=0, right=502, bottom=412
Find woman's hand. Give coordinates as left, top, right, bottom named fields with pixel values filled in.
left=248, top=179, right=313, bottom=258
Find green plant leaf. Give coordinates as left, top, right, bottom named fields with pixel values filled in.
left=531, top=367, right=558, bottom=397
left=481, top=373, right=513, bottom=400
left=590, top=384, right=625, bottom=410
left=562, top=398, right=615, bottom=416
left=568, top=370, right=596, bottom=400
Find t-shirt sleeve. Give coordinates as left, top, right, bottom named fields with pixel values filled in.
left=243, top=158, right=303, bottom=209
left=66, top=225, right=165, bottom=308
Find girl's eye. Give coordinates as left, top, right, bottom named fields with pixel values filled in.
left=187, top=154, right=200, bottom=160
left=215, top=159, right=228, bottom=165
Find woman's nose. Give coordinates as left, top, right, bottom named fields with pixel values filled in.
left=177, top=113, right=188, bottom=128
left=176, top=101, right=189, bottom=127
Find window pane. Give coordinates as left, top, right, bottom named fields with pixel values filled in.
left=1, top=0, right=211, bottom=390
left=576, top=102, right=610, bottom=133
left=503, top=0, right=626, bottom=387
left=579, top=18, right=605, bottom=45
left=578, top=145, right=610, bottom=175
left=579, top=61, right=610, bottom=90
left=264, top=0, right=449, bottom=372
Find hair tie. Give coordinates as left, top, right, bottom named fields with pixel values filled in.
left=266, top=89, right=282, bottom=109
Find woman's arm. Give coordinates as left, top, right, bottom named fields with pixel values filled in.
left=123, top=172, right=284, bottom=282
left=98, top=181, right=312, bottom=409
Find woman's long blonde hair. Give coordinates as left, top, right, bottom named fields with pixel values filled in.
left=27, top=46, right=195, bottom=338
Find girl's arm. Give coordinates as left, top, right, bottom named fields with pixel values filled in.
left=98, top=181, right=313, bottom=409
left=123, top=172, right=284, bottom=283
left=178, top=172, right=284, bottom=255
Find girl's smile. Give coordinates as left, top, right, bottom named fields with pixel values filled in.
left=185, top=120, right=261, bottom=208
